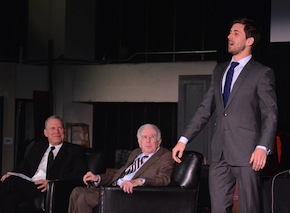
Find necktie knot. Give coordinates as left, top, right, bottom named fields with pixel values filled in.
left=230, top=61, right=239, bottom=69
left=50, top=146, right=55, bottom=159
left=141, top=155, right=148, bottom=164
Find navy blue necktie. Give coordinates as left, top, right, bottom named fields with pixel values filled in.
left=223, top=61, right=239, bottom=107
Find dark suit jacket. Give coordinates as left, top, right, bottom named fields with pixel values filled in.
left=13, top=141, right=89, bottom=181
left=182, top=58, right=278, bottom=166
left=99, top=146, right=175, bottom=186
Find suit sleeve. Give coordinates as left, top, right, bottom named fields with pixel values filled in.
left=12, top=141, right=46, bottom=177
left=12, top=150, right=35, bottom=177
left=142, top=150, right=175, bottom=187
left=57, top=145, right=89, bottom=181
left=182, top=75, right=216, bottom=141
left=98, top=149, right=140, bottom=186
left=257, top=67, right=278, bottom=151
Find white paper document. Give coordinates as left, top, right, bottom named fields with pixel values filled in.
left=8, top=172, right=34, bottom=182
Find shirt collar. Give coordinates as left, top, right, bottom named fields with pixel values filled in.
left=48, top=142, right=63, bottom=153
left=231, top=54, right=252, bottom=68
left=142, top=146, right=160, bottom=158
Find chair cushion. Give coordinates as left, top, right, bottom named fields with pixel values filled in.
left=171, top=151, right=203, bottom=189
left=85, top=149, right=107, bottom=174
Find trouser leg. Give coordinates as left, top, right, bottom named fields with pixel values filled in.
left=209, top=156, right=260, bottom=213
left=231, top=166, right=260, bottom=213
left=0, top=176, right=43, bottom=213
left=209, top=157, right=236, bottom=213
left=0, top=192, right=23, bottom=213
left=68, top=186, right=100, bottom=213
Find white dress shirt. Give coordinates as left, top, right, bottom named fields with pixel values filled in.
left=31, top=143, right=63, bottom=181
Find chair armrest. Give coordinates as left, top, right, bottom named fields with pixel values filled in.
left=46, top=180, right=85, bottom=213
left=98, top=186, right=199, bottom=213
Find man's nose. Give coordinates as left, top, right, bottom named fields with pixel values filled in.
left=145, top=137, right=152, bottom=142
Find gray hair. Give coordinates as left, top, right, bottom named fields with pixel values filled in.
left=44, top=115, right=65, bottom=129
left=137, top=124, right=161, bottom=140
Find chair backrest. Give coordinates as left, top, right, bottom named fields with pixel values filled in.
left=85, top=148, right=107, bottom=174
left=171, top=150, right=203, bottom=189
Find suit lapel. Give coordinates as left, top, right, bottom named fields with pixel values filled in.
left=225, top=59, right=254, bottom=109
left=35, top=142, right=49, bottom=170
left=48, top=142, right=67, bottom=169
left=113, top=147, right=163, bottom=180
left=113, top=149, right=142, bottom=180
left=133, top=147, right=163, bottom=178
left=216, top=62, right=229, bottom=110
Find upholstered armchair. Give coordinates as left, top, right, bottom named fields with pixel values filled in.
left=95, top=150, right=203, bottom=213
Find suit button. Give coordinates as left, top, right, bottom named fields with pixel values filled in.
left=224, top=113, right=227, bottom=116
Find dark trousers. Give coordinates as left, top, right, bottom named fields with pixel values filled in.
left=0, top=176, right=43, bottom=213
left=209, top=156, right=260, bottom=213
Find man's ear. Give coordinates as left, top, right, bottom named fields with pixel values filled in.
left=44, top=129, right=48, bottom=137
left=247, top=37, right=254, bottom=46
left=158, top=139, right=162, bottom=147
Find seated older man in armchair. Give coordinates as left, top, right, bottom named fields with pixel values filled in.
left=68, top=123, right=175, bottom=213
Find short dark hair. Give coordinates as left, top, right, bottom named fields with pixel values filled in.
left=44, top=115, right=65, bottom=129
left=230, top=17, right=261, bottom=50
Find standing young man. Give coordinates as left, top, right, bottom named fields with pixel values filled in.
left=172, top=18, right=278, bottom=213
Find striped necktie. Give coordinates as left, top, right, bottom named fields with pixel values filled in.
left=121, top=155, right=149, bottom=178
left=111, top=155, right=149, bottom=186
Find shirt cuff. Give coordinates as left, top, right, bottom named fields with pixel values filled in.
left=140, top=178, right=145, bottom=185
left=93, top=175, right=101, bottom=187
left=179, top=136, right=189, bottom=145
left=256, top=145, right=271, bottom=155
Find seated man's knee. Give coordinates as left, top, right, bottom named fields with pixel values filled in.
left=71, top=187, right=83, bottom=198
